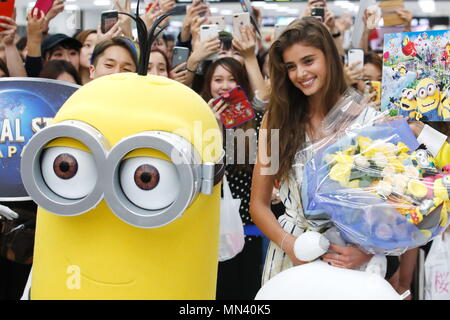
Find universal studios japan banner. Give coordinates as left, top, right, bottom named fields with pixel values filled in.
left=0, top=78, right=79, bottom=201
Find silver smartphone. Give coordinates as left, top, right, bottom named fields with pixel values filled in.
left=171, top=46, right=190, bottom=71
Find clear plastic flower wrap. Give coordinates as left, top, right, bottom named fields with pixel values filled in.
left=297, top=89, right=450, bottom=255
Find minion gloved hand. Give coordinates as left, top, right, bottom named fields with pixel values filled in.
left=0, top=204, right=19, bottom=220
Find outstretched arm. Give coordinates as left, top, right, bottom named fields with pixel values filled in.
left=0, top=15, right=27, bottom=77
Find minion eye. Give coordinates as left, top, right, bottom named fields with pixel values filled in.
left=407, top=91, right=415, bottom=100
left=401, top=89, right=409, bottom=98
left=41, top=147, right=97, bottom=199
left=119, top=157, right=180, bottom=210
left=418, top=88, right=427, bottom=99
left=427, top=83, right=436, bottom=96
left=416, top=150, right=429, bottom=167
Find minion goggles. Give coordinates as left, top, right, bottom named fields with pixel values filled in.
left=21, top=120, right=225, bottom=229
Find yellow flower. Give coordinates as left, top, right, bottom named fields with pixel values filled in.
left=407, top=179, right=428, bottom=198
left=434, top=179, right=449, bottom=201
left=347, top=179, right=360, bottom=188
left=397, top=152, right=409, bottom=162
left=397, top=142, right=410, bottom=154
left=389, top=159, right=405, bottom=172
left=330, top=163, right=352, bottom=186
left=357, top=136, right=372, bottom=147
left=342, top=145, right=356, bottom=155
left=333, top=152, right=353, bottom=164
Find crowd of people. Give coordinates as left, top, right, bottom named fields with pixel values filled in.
left=0, top=0, right=449, bottom=300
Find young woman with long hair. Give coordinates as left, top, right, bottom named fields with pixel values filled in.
left=201, top=57, right=264, bottom=299
left=249, top=17, right=376, bottom=285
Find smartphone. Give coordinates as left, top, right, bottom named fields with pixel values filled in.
left=232, top=12, right=250, bottom=40
left=348, top=49, right=364, bottom=73
left=274, top=24, right=287, bottom=40
left=239, top=0, right=261, bottom=37
left=365, top=81, right=381, bottom=103
left=0, top=0, right=14, bottom=32
left=212, top=86, right=255, bottom=129
left=208, top=16, right=226, bottom=32
left=311, top=6, right=325, bottom=22
left=101, top=10, right=119, bottom=34
left=33, top=0, right=54, bottom=15
left=171, top=46, right=189, bottom=71
left=200, top=24, right=219, bottom=60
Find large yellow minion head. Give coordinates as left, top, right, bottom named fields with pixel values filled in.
left=416, top=78, right=440, bottom=114
left=21, top=73, right=224, bottom=299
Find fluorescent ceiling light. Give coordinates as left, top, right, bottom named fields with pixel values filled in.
left=418, top=0, right=435, bottom=13
left=94, top=0, right=112, bottom=6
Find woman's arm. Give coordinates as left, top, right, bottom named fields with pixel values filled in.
left=0, top=16, right=27, bottom=77
left=232, top=26, right=268, bottom=103
left=250, top=115, right=306, bottom=265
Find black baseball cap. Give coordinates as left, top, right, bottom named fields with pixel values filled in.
left=41, top=34, right=82, bottom=57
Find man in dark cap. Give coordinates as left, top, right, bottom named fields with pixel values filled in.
left=41, top=33, right=82, bottom=71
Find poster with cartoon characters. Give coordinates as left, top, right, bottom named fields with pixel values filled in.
left=382, top=29, right=450, bottom=121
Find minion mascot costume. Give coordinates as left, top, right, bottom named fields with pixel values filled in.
left=20, top=4, right=224, bottom=300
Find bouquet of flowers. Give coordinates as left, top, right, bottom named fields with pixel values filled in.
left=299, top=90, right=450, bottom=255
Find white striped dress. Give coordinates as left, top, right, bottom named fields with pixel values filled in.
left=261, top=165, right=311, bottom=285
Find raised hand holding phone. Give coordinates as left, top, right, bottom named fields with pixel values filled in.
left=200, top=24, right=219, bottom=60
left=232, top=12, right=250, bottom=40
left=0, top=14, right=17, bottom=45
left=101, top=10, right=119, bottom=34
left=0, top=0, right=15, bottom=31
left=171, top=46, right=189, bottom=71
left=33, top=0, right=54, bottom=16
left=347, top=48, right=364, bottom=74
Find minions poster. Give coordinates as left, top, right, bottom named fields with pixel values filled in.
left=0, top=78, right=79, bottom=201
left=382, top=29, right=450, bottom=121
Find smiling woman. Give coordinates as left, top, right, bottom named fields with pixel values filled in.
left=250, top=17, right=376, bottom=286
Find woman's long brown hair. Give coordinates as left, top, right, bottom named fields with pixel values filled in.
left=267, top=17, right=347, bottom=180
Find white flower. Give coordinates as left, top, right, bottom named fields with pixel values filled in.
left=376, top=180, right=393, bottom=197
left=382, top=165, right=396, bottom=178
left=373, top=152, right=389, bottom=167
left=384, top=142, right=397, bottom=157
left=353, top=154, right=370, bottom=168
left=392, top=174, right=409, bottom=194
left=404, top=165, right=420, bottom=179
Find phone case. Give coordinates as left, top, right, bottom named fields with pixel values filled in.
left=172, top=47, right=189, bottom=70
left=274, top=24, right=287, bottom=40
left=0, top=0, right=15, bottom=29
left=213, top=86, right=255, bottom=129
left=200, top=24, right=219, bottom=41
left=101, top=11, right=118, bottom=34
left=33, top=0, right=54, bottom=15
left=232, top=13, right=250, bottom=38
left=208, top=16, right=226, bottom=32
left=200, top=24, right=219, bottom=60
left=348, top=49, right=364, bottom=71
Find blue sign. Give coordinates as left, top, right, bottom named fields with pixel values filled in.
left=0, top=78, right=80, bottom=201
